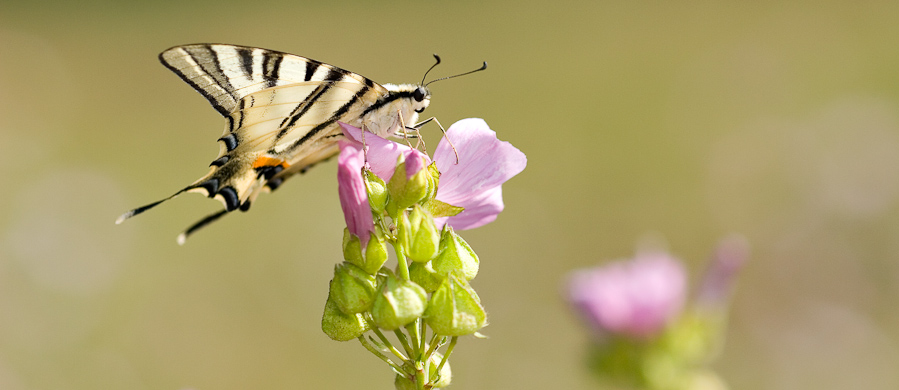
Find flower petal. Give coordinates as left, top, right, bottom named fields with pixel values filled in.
left=434, top=118, right=527, bottom=206
left=434, top=186, right=504, bottom=231
left=337, top=140, right=374, bottom=247
left=567, top=253, right=687, bottom=339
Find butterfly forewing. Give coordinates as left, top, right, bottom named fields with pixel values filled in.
left=119, top=44, right=430, bottom=242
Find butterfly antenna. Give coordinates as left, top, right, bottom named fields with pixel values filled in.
left=420, top=54, right=442, bottom=86
left=424, top=61, right=488, bottom=87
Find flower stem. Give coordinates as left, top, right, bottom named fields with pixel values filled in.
left=394, top=328, right=415, bottom=359
left=366, top=317, right=408, bottom=362
left=394, top=241, right=410, bottom=280
left=435, top=336, right=457, bottom=376
left=405, top=321, right=422, bottom=358
left=358, top=336, right=405, bottom=375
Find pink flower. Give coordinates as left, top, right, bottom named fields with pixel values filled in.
left=337, top=140, right=375, bottom=247
left=339, top=118, right=526, bottom=230
left=696, top=235, right=749, bottom=307
left=567, top=252, right=687, bottom=339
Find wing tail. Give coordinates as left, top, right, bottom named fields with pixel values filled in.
left=176, top=209, right=230, bottom=245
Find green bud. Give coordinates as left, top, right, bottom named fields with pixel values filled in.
left=364, top=169, right=388, bottom=214
left=428, top=351, right=452, bottom=388
left=424, top=276, right=486, bottom=336
left=393, top=352, right=452, bottom=389
left=329, top=262, right=377, bottom=314
left=432, top=227, right=479, bottom=281
left=321, top=295, right=370, bottom=341
left=423, top=162, right=440, bottom=203
left=342, top=228, right=363, bottom=265
left=343, top=227, right=389, bottom=275
left=405, top=205, right=440, bottom=262
left=409, top=261, right=445, bottom=292
left=371, top=271, right=428, bottom=330
left=387, top=154, right=430, bottom=216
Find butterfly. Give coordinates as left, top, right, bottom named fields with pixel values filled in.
left=116, top=44, right=485, bottom=244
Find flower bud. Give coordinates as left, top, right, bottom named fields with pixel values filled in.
left=387, top=151, right=430, bottom=216
left=431, top=227, right=479, bottom=281
left=424, top=276, right=486, bottom=336
left=329, top=262, right=378, bottom=314
left=404, top=205, right=440, bottom=262
left=393, top=352, right=452, bottom=390
left=343, top=227, right=389, bottom=275
left=363, top=168, right=388, bottom=214
left=371, top=271, right=428, bottom=330
left=322, top=295, right=370, bottom=341
left=409, top=261, right=444, bottom=293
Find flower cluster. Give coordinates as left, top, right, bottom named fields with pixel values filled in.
left=566, top=237, right=749, bottom=390
left=322, top=119, right=526, bottom=389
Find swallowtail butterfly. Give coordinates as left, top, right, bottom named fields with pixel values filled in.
left=116, top=44, right=485, bottom=243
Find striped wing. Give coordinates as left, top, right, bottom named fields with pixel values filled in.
left=119, top=44, right=390, bottom=242
left=159, top=44, right=379, bottom=117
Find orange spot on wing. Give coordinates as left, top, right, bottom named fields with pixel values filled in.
left=252, top=156, right=290, bottom=169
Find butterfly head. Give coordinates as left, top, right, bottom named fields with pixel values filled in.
left=412, top=86, right=431, bottom=113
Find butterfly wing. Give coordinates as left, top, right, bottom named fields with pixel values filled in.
left=118, top=44, right=389, bottom=241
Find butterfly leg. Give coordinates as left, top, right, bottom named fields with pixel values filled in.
left=394, top=110, right=420, bottom=149
left=411, top=116, right=459, bottom=164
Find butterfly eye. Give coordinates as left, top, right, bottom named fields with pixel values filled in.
left=412, top=87, right=427, bottom=102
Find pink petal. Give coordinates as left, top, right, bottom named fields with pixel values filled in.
left=434, top=118, right=526, bottom=206
left=337, top=140, right=374, bottom=247
left=434, top=186, right=504, bottom=231
left=339, top=122, right=430, bottom=181
left=567, top=253, right=687, bottom=339
left=404, top=149, right=428, bottom=179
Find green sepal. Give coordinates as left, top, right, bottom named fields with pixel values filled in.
left=410, top=261, right=445, bottom=292
left=432, top=227, right=480, bottom=281
left=386, top=154, right=430, bottom=216
left=405, top=205, right=440, bottom=262
left=329, top=262, right=378, bottom=314
left=371, top=271, right=428, bottom=330
left=343, top=227, right=389, bottom=275
left=422, top=198, right=464, bottom=218
left=424, top=275, right=486, bottom=336
left=321, top=295, right=370, bottom=341
left=363, top=169, right=388, bottom=214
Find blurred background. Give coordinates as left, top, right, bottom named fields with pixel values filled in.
left=2, top=1, right=899, bottom=389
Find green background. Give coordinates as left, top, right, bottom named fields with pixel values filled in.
left=2, top=1, right=899, bottom=389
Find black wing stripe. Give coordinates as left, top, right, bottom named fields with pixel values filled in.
left=305, top=60, right=322, bottom=82
left=159, top=50, right=232, bottom=117
left=200, top=45, right=239, bottom=104
left=275, top=68, right=348, bottom=139
left=286, top=84, right=370, bottom=153
left=237, top=47, right=255, bottom=80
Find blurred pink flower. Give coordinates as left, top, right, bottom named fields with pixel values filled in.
left=696, top=235, right=750, bottom=307
left=339, top=119, right=526, bottom=230
left=567, top=252, right=687, bottom=339
left=337, top=140, right=375, bottom=247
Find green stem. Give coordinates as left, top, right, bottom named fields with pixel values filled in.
left=394, top=328, right=415, bottom=359
left=435, top=336, right=457, bottom=374
left=358, top=336, right=405, bottom=375
left=394, top=241, right=410, bottom=280
left=424, top=333, right=445, bottom=358
left=419, top=320, right=428, bottom=358
left=405, top=321, right=421, bottom=358
left=366, top=317, right=408, bottom=362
